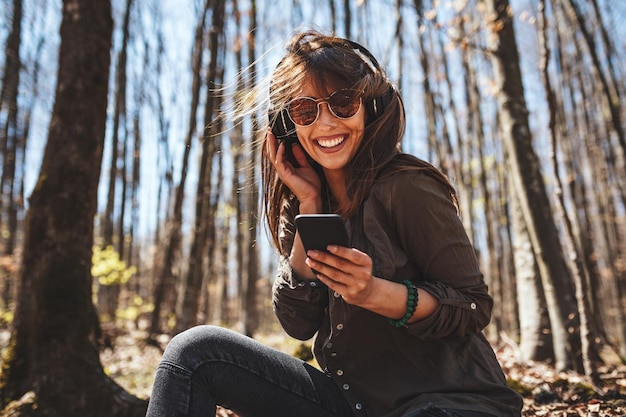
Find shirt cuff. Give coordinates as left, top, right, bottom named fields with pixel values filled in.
left=278, top=256, right=326, bottom=290
left=288, top=265, right=325, bottom=289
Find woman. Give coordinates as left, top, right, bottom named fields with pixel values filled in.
left=145, top=30, right=523, bottom=417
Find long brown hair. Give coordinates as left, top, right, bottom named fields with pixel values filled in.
left=261, top=31, right=457, bottom=251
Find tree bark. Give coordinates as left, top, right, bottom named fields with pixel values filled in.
left=510, top=176, right=553, bottom=362
left=0, top=1, right=147, bottom=415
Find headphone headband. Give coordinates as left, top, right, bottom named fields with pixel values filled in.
left=344, top=39, right=383, bottom=75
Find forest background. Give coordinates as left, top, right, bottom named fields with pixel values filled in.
left=0, top=0, right=625, bottom=416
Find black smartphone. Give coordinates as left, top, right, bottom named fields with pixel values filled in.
left=279, top=137, right=298, bottom=166
left=295, top=214, right=350, bottom=252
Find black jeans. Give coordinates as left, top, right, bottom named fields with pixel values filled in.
left=145, top=325, right=355, bottom=417
left=145, top=325, right=496, bottom=417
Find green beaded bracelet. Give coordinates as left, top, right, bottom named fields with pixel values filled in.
left=388, top=280, right=419, bottom=328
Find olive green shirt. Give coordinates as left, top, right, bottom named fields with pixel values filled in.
left=272, top=166, right=523, bottom=417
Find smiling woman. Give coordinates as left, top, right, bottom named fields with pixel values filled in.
left=144, top=30, right=523, bottom=417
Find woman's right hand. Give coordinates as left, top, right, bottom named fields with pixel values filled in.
left=266, top=130, right=322, bottom=213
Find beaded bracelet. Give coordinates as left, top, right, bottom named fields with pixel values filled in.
left=388, top=280, right=419, bottom=328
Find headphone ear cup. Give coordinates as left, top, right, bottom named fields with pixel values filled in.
left=270, top=109, right=296, bottom=141
left=364, top=99, right=378, bottom=123
left=364, top=86, right=394, bottom=125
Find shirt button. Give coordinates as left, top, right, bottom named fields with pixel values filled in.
left=330, top=352, right=337, bottom=357
left=470, top=302, right=477, bottom=310
left=336, top=370, right=344, bottom=376
left=343, top=384, right=350, bottom=390
left=336, top=324, right=344, bottom=330
left=355, top=403, right=362, bottom=410
left=334, top=291, right=341, bottom=298
left=310, top=281, right=318, bottom=287
left=326, top=342, right=332, bottom=349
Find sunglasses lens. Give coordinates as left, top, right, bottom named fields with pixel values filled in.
left=288, top=98, right=318, bottom=125
left=287, top=89, right=362, bottom=126
left=328, top=90, right=361, bottom=118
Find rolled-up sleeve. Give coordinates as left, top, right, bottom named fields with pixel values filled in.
left=387, top=172, right=493, bottom=339
left=272, top=257, right=328, bottom=340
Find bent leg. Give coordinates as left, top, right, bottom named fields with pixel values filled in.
left=146, top=325, right=355, bottom=417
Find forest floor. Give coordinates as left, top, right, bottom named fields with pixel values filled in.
left=100, top=321, right=626, bottom=417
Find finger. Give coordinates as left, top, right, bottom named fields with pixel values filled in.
left=307, top=250, right=354, bottom=275
left=315, top=270, right=348, bottom=295
left=327, top=246, right=371, bottom=267
left=266, top=130, right=278, bottom=162
left=291, top=142, right=310, bottom=168
left=306, top=250, right=340, bottom=266
left=305, top=256, right=345, bottom=283
left=269, top=138, right=290, bottom=171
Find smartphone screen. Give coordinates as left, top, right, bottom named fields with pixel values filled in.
left=295, top=214, right=349, bottom=252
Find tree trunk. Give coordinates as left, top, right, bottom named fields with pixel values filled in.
left=510, top=175, right=553, bottom=362
left=456, top=18, right=477, bottom=246
left=540, top=0, right=601, bottom=385
left=0, top=0, right=23, bottom=313
left=243, top=0, right=260, bottom=337
left=0, top=0, right=22, bottom=257
left=329, top=0, right=336, bottom=34
left=482, top=0, right=581, bottom=371
left=0, top=1, right=147, bottom=415
left=343, top=0, right=351, bottom=39
left=148, top=0, right=210, bottom=339
left=98, top=0, right=133, bottom=324
left=562, top=0, right=626, bottom=167
left=175, top=0, right=225, bottom=334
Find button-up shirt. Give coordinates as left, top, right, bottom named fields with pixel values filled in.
left=272, top=164, right=523, bottom=417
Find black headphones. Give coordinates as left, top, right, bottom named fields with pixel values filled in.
left=269, top=39, right=394, bottom=143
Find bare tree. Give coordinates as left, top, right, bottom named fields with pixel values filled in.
left=482, top=0, right=580, bottom=371
left=343, top=0, right=351, bottom=38
left=148, top=0, right=212, bottom=340
left=0, top=0, right=23, bottom=312
left=231, top=0, right=249, bottom=331
left=243, top=0, right=260, bottom=337
left=539, top=0, right=599, bottom=384
left=98, top=0, right=134, bottom=323
left=510, top=174, right=553, bottom=361
left=175, top=0, right=226, bottom=333
left=0, top=0, right=22, bottom=257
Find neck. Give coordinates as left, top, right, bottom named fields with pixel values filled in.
left=324, top=169, right=350, bottom=216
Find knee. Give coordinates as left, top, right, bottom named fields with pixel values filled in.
left=161, top=325, right=230, bottom=368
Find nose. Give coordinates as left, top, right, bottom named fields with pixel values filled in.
left=316, top=102, right=337, bottom=126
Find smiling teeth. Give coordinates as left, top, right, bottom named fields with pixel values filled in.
left=318, top=136, right=345, bottom=148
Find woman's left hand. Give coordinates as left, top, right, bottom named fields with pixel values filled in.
left=304, top=245, right=375, bottom=306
